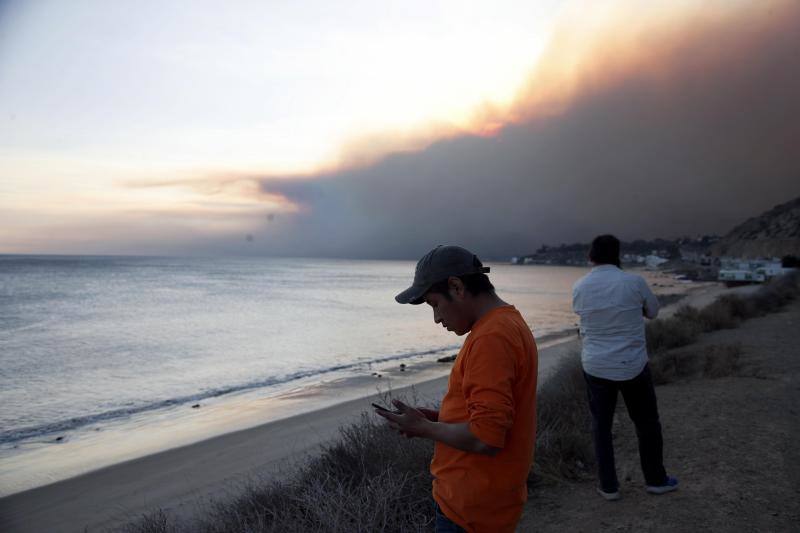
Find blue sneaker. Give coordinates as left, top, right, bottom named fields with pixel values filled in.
left=646, top=476, right=679, bottom=495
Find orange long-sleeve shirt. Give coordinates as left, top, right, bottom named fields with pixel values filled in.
left=432, top=305, right=538, bottom=533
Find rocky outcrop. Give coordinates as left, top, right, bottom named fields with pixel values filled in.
left=712, top=197, right=800, bottom=258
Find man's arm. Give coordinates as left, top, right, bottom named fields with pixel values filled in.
left=417, top=407, right=439, bottom=422
left=425, top=419, right=500, bottom=455
left=375, top=400, right=500, bottom=456
left=640, top=277, right=660, bottom=319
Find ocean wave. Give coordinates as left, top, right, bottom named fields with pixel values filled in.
left=0, top=344, right=459, bottom=445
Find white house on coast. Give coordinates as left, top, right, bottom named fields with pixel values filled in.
left=717, top=258, right=794, bottom=284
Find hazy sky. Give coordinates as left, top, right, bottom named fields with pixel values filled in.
left=1, top=0, right=798, bottom=257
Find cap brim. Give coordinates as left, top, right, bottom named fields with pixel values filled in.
left=395, top=284, right=428, bottom=305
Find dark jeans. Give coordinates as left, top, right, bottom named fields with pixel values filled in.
left=435, top=503, right=466, bottom=533
left=584, top=364, right=667, bottom=491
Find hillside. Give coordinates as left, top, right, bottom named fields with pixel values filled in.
left=520, top=299, right=800, bottom=532
left=712, top=197, right=800, bottom=258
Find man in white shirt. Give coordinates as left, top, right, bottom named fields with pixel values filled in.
left=572, top=234, right=678, bottom=500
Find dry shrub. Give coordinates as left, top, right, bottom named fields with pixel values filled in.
left=656, top=293, right=685, bottom=307
left=531, top=352, right=593, bottom=481
left=651, top=271, right=800, bottom=348
left=674, top=301, right=739, bottom=332
left=121, top=510, right=178, bottom=533
left=698, top=299, right=740, bottom=330
left=200, top=410, right=436, bottom=533
left=702, top=343, right=742, bottom=378
left=715, top=294, right=757, bottom=320
left=672, top=304, right=701, bottom=321
left=749, top=272, right=800, bottom=314
left=649, top=343, right=742, bottom=384
left=650, top=350, right=700, bottom=385
left=202, top=466, right=433, bottom=533
left=124, top=403, right=436, bottom=533
left=645, top=316, right=700, bottom=353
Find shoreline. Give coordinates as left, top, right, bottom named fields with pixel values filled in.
left=0, top=349, right=455, bottom=498
left=0, top=337, right=582, bottom=533
left=0, top=328, right=583, bottom=499
left=0, top=327, right=588, bottom=501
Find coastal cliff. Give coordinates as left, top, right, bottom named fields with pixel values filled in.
left=712, top=197, right=800, bottom=258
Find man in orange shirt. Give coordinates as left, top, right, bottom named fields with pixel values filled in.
left=377, top=245, right=538, bottom=533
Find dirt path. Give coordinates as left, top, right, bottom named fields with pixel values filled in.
left=519, top=301, right=800, bottom=532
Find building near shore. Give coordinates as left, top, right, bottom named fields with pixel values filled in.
left=718, top=258, right=794, bottom=284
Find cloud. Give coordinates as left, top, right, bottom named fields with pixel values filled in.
left=232, top=0, right=800, bottom=259
left=12, top=1, right=795, bottom=258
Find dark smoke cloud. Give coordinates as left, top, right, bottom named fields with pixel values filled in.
left=246, top=1, right=800, bottom=259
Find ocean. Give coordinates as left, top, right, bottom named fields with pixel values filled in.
left=0, top=255, right=589, bottom=494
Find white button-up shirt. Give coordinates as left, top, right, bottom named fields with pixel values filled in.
left=572, top=265, right=660, bottom=380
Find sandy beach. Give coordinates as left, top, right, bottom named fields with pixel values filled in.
left=0, top=375, right=449, bottom=533
left=0, top=278, right=740, bottom=533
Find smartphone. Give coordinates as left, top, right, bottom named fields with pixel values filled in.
left=372, top=402, right=401, bottom=414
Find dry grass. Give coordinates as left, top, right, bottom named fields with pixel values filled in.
left=530, top=353, right=593, bottom=482
left=673, top=300, right=740, bottom=331
left=649, top=343, right=743, bottom=385
left=645, top=316, right=701, bottom=353
left=123, top=410, right=435, bottom=533
left=648, top=271, right=799, bottom=353
left=655, top=293, right=686, bottom=308
left=123, top=272, right=799, bottom=533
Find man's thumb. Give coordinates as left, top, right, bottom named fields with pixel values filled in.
left=392, top=399, right=408, bottom=412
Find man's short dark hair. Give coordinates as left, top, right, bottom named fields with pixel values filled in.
left=589, top=234, right=621, bottom=267
left=426, top=273, right=495, bottom=300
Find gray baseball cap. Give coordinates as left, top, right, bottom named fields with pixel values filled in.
left=395, top=245, right=490, bottom=305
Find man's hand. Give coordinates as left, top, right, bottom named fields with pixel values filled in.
left=374, top=399, right=432, bottom=438
left=418, top=407, right=439, bottom=422
left=375, top=400, right=500, bottom=455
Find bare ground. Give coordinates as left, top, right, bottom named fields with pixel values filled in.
left=519, top=301, right=800, bottom=532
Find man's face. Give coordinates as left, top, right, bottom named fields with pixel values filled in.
left=424, top=289, right=473, bottom=336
